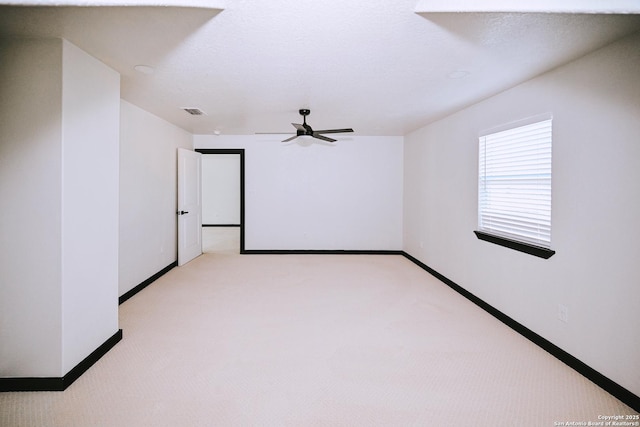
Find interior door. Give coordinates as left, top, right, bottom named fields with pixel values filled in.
left=177, top=148, right=202, bottom=266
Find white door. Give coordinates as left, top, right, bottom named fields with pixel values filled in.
left=177, top=148, right=202, bottom=266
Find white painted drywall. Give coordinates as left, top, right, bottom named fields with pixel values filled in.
left=0, top=38, right=64, bottom=377
left=0, top=38, right=121, bottom=377
left=202, top=154, right=241, bottom=225
left=119, top=100, right=193, bottom=297
left=403, top=32, right=640, bottom=395
left=194, top=136, right=403, bottom=251
left=60, top=40, right=120, bottom=373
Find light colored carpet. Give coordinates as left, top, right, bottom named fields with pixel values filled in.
left=1, top=254, right=637, bottom=426
left=202, top=227, right=240, bottom=254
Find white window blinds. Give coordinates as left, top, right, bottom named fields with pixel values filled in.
left=478, top=118, right=552, bottom=248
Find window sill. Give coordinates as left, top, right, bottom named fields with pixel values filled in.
left=474, top=231, right=556, bottom=259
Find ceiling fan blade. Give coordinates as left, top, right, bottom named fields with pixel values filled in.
left=256, top=132, right=295, bottom=135
left=313, top=128, right=354, bottom=134
left=282, top=135, right=299, bottom=143
left=312, top=133, right=337, bottom=143
left=292, top=123, right=306, bottom=132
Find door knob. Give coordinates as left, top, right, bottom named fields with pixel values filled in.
left=177, top=210, right=189, bottom=215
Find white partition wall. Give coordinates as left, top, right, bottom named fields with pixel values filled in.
left=119, top=101, right=193, bottom=297
left=60, top=40, right=120, bottom=374
left=0, top=38, right=120, bottom=382
left=403, top=32, right=640, bottom=397
left=0, top=38, right=65, bottom=378
left=194, top=135, right=403, bottom=251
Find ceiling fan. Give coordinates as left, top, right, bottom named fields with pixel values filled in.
left=260, top=109, right=354, bottom=144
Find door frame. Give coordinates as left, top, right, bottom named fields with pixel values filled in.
left=195, top=148, right=246, bottom=254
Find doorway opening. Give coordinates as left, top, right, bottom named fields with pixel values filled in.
left=195, top=149, right=245, bottom=254
left=202, top=225, right=240, bottom=254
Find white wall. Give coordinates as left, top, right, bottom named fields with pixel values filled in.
left=0, top=38, right=64, bottom=377
left=202, top=154, right=241, bottom=225
left=403, top=32, right=640, bottom=395
left=194, top=136, right=403, bottom=250
left=60, top=40, right=120, bottom=373
left=0, top=38, right=120, bottom=377
left=119, top=100, right=193, bottom=297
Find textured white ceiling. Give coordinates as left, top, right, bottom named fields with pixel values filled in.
left=416, top=0, right=640, bottom=14
left=1, top=1, right=640, bottom=136
left=0, top=0, right=222, bottom=6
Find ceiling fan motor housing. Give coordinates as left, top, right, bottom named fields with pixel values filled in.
left=298, top=109, right=313, bottom=135
left=276, top=108, right=353, bottom=143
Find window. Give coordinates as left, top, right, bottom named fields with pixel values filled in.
left=475, top=116, right=555, bottom=258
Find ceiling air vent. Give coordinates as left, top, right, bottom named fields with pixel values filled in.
left=182, top=107, right=205, bottom=116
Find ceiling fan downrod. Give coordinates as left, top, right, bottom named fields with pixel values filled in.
left=299, top=109, right=312, bottom=133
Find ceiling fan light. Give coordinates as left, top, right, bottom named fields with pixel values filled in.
left=297, top=135, right=314, bottom=145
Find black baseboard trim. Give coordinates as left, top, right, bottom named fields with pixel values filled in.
left=0, top=329, right=123, bottom=392
left=242, top=249, right=403, bottom=255
left=119, top=261, right=178, bottom=305
left=203, top=224, right=241, bottom=227
left=400, top=251, right=639, bottom=412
